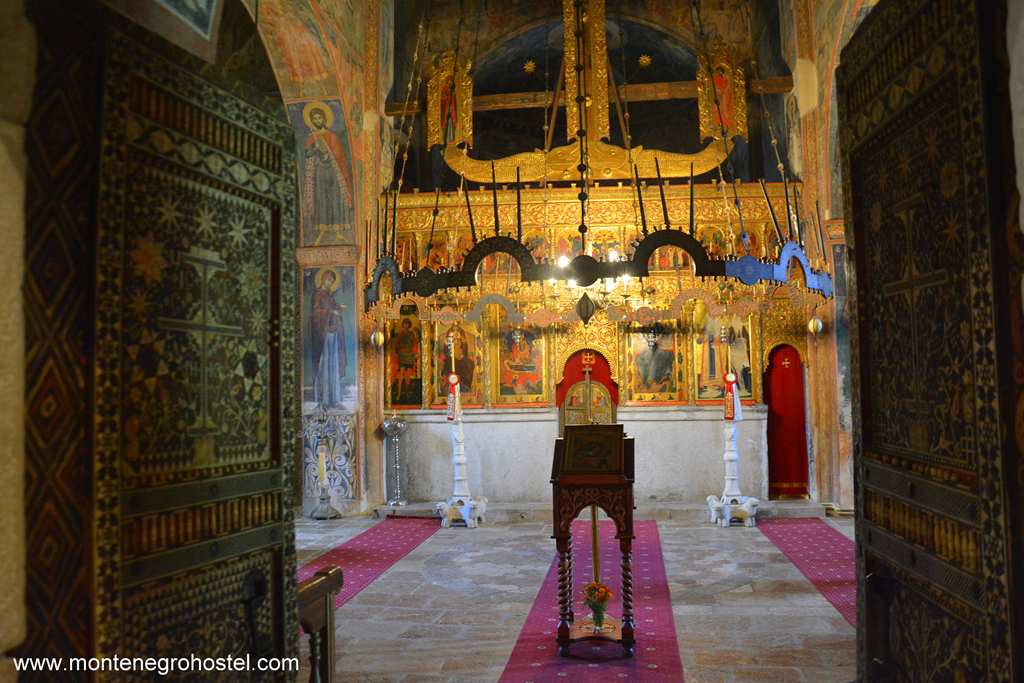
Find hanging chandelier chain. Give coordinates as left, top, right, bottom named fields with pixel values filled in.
left=615, top=22, right=640, bottom=253
left=383, top=0, right=433, bottom=263
left=572, top=0, right=591, bottom=256
left=392, top=6, right=430, bottom=196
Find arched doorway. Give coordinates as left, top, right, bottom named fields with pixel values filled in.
left=765, top=345, right=809, bottom=499
left=17, top=0, right=299, bottom=665
left=556, top=349, right=619, bottom=433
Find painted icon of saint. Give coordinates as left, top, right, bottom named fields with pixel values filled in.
left=696, top=316, right=728, bottom=398
left=390, top=316, right=421, bottom=404
left=500, top=328, right=541, bottom=396
left=440, top=72, right=457, bottom=145
left=635, top=341, right=674, bottom=392
left=423, top=236, right=449, bottom=270
left=438, top=324, right=475, bottom=394
left=712, top=66, right=735, bottom=134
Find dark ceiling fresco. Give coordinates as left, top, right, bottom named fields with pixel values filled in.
left=466, top=18, right=704, bottom=158
left=391, top=0, right=763, bottom=96
left=470, top=17, right=700, bottom=96
left=388, top=1, right=794, bottom=191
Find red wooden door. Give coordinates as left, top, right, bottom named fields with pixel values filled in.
left=765, top=345, right=808, bottom=498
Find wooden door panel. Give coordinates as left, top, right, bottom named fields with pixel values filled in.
left=765, top=345, right=808, bottom=498
left=92, top=20, right=298, bottom=669
left=838, top=0, right=1018, bottom=679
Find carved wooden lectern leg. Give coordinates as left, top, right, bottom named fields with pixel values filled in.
left=620, top=537, right=635, bottom=656
left=556, top=536, right=572, bottom=654
left=566, top=537, right=575, bottom=624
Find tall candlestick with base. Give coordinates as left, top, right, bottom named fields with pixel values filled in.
left=435, top=330, right=486, bottom=528
left=706, top=331, right=759, bottom=527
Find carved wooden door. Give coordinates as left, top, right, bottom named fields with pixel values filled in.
left=838, top=0, right=1021, bottom=680
left=90, top=13, right=298, bottom=671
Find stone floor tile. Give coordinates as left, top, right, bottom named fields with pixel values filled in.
left=295, top=517, right=857, bottom=682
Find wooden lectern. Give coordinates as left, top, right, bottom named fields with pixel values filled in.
left=550, top=423, right=635, bottom=657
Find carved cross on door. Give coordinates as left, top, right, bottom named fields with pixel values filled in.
left=158, top=246, right=244, bottom=464
left=880, top=198, right=950, bottom=438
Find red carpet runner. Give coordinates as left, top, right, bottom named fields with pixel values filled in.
left=500, top=520, right=684, bottom=682
left=758, top=518, right=856, bottom=626
left=297, top=517, right=438, bottom=609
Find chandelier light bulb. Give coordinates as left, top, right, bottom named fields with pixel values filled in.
left=557, top=255, right=570, bottom=268
left=608, top=249, right=619, bottom=261
left=568, top=278, right=577, bottom=288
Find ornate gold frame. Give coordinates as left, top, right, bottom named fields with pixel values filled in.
left=427, top=318, right=486, bottom=407
left=426, top=49, right=473, bottom=149
left=692, top=311, right=761, bottom=404
left=383, top=301, right=427, bottom=409
left=697, top=46, right=749, bottom=143
left=761, top=290, right=809, bottom=366
left=487, top=318, right=550, bottom=406
left=622, top=327, right=690, bottom=404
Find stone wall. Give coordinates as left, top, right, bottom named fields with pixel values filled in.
left=396, top=407, right=768, bottom=504
left=1010, top=0, right=1023, bottom=236
left=772, top=0, right=886, bottom=511
left=0, top=1, right=33, bottom=677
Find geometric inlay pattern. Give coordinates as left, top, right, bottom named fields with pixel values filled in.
left=838, top=0, right=1017, bottom=678
left=90, top=13, right=298, bottom=672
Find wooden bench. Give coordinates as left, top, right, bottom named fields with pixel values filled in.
left=297, top=567, right=343, bottom=683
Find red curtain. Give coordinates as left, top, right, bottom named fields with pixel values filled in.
left=556, top=349, right=619, bottom=406
left=765, top=345, right=809, bottom=498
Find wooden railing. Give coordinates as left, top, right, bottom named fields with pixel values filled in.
left=297, top=567, right=343, bottom=683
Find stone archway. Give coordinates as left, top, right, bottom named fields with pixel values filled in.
left=0, top=0, right=34, bottom=668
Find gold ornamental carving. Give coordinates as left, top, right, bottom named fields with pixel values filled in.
left=761, top=291, right=808, bottom=366
left=553, top=310, right=620, bottom=387
left=393, top=182, right=797, bottom=238
left=563, top=0, right=609, bottom=143
left=443, top=138, right=729, bottom=184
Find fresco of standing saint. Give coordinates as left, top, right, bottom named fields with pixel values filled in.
left=294, top=100, right=355, bottom=246
left=261, top=1, right=331, bottom=99
left=303, top=266, right=356, bottom=413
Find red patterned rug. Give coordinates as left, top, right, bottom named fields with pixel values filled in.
left=297, top=517, right=439, bottom=609
left=758, top=518, right=856, bottom=626
left=500, top=520, right=684, bottom=682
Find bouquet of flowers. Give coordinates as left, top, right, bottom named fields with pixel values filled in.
left=583, top=580, right=613, bottom=630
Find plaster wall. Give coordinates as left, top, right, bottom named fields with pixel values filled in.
left=396, top=407, right=768, bottom=504
left=0, top=0, right=33, bottom=677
